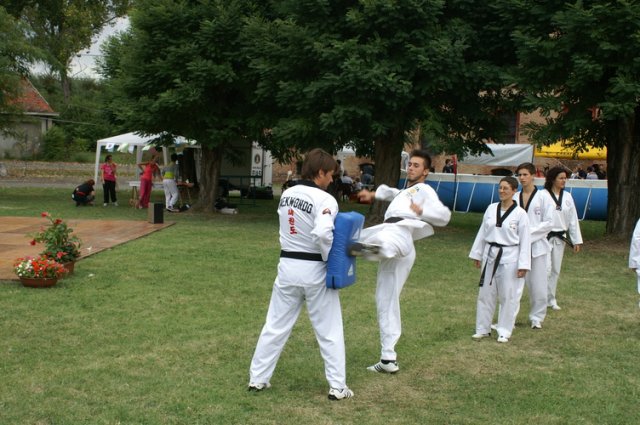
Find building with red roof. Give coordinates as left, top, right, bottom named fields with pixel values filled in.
left=0, top=77, right=58, bottom=158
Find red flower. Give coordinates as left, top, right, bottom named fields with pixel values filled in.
left=56, top=251, right=64, bottom=259
left=30, top=239, right=36, bottom=246
left=41, top=212, right=49, bottom=217
left=54, top=218, right=63, bottom=225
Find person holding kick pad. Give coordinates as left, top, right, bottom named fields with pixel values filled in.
left=248, top=148, right=353, bottom=401
left=353, top=150, right=451, bottom=373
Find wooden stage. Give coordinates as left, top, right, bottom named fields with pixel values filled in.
left=0, top=217, right=173, bottom=281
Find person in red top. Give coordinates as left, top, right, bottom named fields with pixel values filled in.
left=100, top=155, right=118, bottom=207
left=136, top=155, right=161, bottom=208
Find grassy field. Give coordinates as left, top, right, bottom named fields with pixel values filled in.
left=0, top=186, right=637, bottom=425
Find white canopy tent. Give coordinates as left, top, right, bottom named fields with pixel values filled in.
left=93, top=132, right=195, bottom=182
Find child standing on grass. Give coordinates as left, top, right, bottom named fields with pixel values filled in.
left=470, top=176, right=530, bottom=343
left=630, top=218, right=640, bottom=307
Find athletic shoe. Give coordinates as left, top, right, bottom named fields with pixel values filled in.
left=113, top=202, right=118, bottom=207
left=328, top=387, right=354, bottom=401
left=472, top=333, right=491, bottom=341
left=348, top=242, right=380, bottom=257
left=367, top=360, right=399, bottom=374
left=549, top=303, right=561, bottom=311
left=247, top=382, right=271, bottom=392
left=497, top=335, right=509, bottom=343
left=103, top=203, right=108, bottom=207
left=490, top=324, right=497, bottom=331
left=531, top=321, right=542, bottom=329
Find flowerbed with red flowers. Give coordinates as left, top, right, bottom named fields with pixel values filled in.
left=14, top=256, right=66, bottom=279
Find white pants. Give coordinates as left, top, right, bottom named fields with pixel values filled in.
left=547, top=238, right=566, bottom=306
left=163, top=179, right=179, bottom=209
left=525, top=254, right=549, bottom=323
left=361, top=225, right=415, bottom=361
left=249, top=268, right=346, bottom=389
left=476, top=260, right=523, bottom=339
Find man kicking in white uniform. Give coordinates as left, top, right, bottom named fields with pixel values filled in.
left=353, top=150, right=451, bottom=373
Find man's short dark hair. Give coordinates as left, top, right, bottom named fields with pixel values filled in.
left=410, top=149, right=432, bottom=170
left=301, top=148, right=338, bottom=180
left=515, top=162, right=536, bottom=175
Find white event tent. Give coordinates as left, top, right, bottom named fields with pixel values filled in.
left=93, top=132, right=195, bottom=182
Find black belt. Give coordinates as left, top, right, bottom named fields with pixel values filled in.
left=280, top=250, right=324, bottom=261
left=547, top=231, right=574, bottom=248
left=384, top=217, right=404, bottom=223
left=479, top=242, right=516, bottom=287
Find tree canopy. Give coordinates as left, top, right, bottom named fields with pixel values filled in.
left=11, top=0, right=131, bottom=100
left=99, top=0, right=262, bottom=211
left=0, top=6, right=41, bottom=135
left=502, top=0, right=640, bottom=235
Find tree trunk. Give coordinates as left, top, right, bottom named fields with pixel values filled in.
left=606, top=108, right=640, bottom=238
left=60, top=70, right=71, bottom=102
left=195, top=145, right=223, bottom=213
left=366, top=130, right=404, bottom=225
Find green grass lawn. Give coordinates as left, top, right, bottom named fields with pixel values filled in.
left=0, top=187, right=637, bottom=425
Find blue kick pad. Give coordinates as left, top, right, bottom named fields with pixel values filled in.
left=326, top=211, right=365, bottom=289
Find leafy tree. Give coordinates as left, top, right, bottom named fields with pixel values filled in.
left=14, top=0, right=131, bottom=101
left=245, top=0, right=521, bottom=222
left=503, top=0, right=640, bottom=236
left=0, top=5, right=41, bottom=135
left=99, top=0, right=260, bottom=211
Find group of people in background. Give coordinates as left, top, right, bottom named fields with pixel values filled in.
left=73, top=152, right=184, bottom=212
left=571, top=163, right=606, bottom=180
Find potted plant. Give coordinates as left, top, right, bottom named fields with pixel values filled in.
left=30, top=212, right=82, bottom=274
left=14, top=255, right=66, bottom=287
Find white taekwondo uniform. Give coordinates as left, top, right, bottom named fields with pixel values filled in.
left=470, top=201, right=530, bottom=339
left=359, top=183, right=451, bottom=361
left=546, top=189, right=583, bottom=308
left=629, top=219, right=640, bottom=294
left=249, top=181, right=347, bottom=389
left=514, top=188, right=554, bottom=324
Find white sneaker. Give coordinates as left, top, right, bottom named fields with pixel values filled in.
left=531, top=321, right=542, bottom=329
left=497, top=335, right=509, bottom=343
left=472, top=333, right=491, bottom=341
left=490, top=324, right=497, bottom=331
left=113, top=202, right=118, bottom=207
left=549, top=303, right=561, bottom=311
left=247, top=382, right=271, bottom=391
left=328, top=387, right=354, bottom=401
left=103, top=203, right=108, bottom=207
left=367, top=360, right=399, bottom=374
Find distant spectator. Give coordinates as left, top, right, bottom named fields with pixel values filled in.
left=341, top=171, right=353, bottom=185
left=353, top=177, right=363, bottom=192
left=570, top=165, right=584, bottom=179
left=361, top=163, right=374, bottom=186
left=100, top=154, right=118, bottom=207
left=586, top=166, right=598, bottom=180
left=593, top=163, right=606, bottom=180
left=442, top=158, right=454, bottom=173
left=72, top=179, right=95, bottom=206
